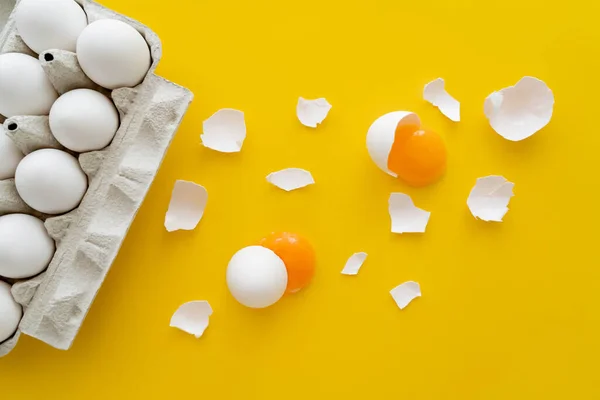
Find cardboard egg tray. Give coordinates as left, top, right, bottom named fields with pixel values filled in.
left=0, top=0, right=193, bottom=356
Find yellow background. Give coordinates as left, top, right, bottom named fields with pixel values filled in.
left=2, top=0, right=600, bottom=398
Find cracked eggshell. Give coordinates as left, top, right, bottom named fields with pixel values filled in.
left=0, top=214, right=55, bottom=279
left=366, top=111, right=421, bottom=177
left=15, top=0, right=88, bottom=54
left=0, top=53, right=58, bottom=117
left=226, top=246, right=288, bottom=309
left=0, top=281, right=22, bottom=343
left=484, top=76, right=554, bottom=141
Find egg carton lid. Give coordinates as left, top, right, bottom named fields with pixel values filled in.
left=0, top=0, right=193, bottom=356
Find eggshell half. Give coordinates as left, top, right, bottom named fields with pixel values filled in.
left=366, top=111, right=421, bottom=177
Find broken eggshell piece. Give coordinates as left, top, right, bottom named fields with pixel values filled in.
left=388, top=193, right=430, bottom=234
left=484, top=76, right=554, bottom=141
left=467, top=175, right=515, bottom=222
left=266, top=168, right=315, bottom=192
left=201, top=108, right=246, bottom=153
left=390, top=281, right=421, bottom=310
left=341, top=252, right=367, bottom=276
left=423, top=78, right=460, bottom=122
left=170, top=300, right=212, bottom=339
left=164, top=180, right=208, bottom=232
left=296, top=97, right=332, bottom=128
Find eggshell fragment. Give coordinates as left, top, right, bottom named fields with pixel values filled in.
left=366, top=111, right=421, bottom=177
left=423, top=78, right=460, bottom=122
left=296, top=97, right=332, bottom=128
left=201, top=109, right=246, bottom=153
left=341, top=252, right=367, bottom=276
left=388, top=193, right=430, bottom=234
left=467, top=175, right=515, bottom=222
left=164, top=180, right=207, bottom=232
left=266, top=168, right=314, bottom=191
left=390, top=281, right=421, bottom=310
left=484, top=76, right=554, bottom=141
left=170, top=300, right=212, bottom=339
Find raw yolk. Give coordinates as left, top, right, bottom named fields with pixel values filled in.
left=387, top=123, right=447, bottom=187
left=259, top=232, right=316, bottom=294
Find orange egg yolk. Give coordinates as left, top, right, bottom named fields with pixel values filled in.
left=387, top=123, right=447, bottom=187
left=259, top=232, right=316, bottom=294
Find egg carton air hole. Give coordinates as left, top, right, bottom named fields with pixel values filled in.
left=0, top=0, right=193, bottom=357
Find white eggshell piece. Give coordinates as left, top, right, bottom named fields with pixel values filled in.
left=164, top=180, right=207, bottom=232
left=0, top=133, right=24, bottom=180
left=0, top=214, right=55, bottom=279
left=388, top=193, right=430, bottom=234
left=15, top=149, right=88, bottom=215
left=49, top=89, right=120, bottom=152
left=77, top=19, right=151, bottom=89
left=390, top=281, right=421, bottom=310
left=366, top=111, right=421, bottom=177
left=201, top=109, right=246, bottom=153
left=484, top=76, right=554, bottom=141
left=15, top=0, right=88, bottom=54
left=296, top=97, right=332, bottom=128
left=170, top=300, right=212, bottom=339
left=266, top=168, right=315, bottom=191
left=341, top=252, right=367, bottom=276
left=0, top=53, right=58, bottom=118
left=467, top=175, right=515, bottom=222
left=0, top=281, right=22, bottom=343
left=423, top=78, right=460, bottom=122
left=226, top=246, right=288, bottom=309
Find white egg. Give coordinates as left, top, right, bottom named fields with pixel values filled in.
left=0, top=281, right=22, bottom=343
left=0, top=53, right=58, bottom=118
left=226, top=246, right=288, bottom=308
left=76, top=19, right=151, bottom=89
left=0, top=214, right=55, bottom=279
left=366, top=111, right=421, bottom=177
left=49, top=89, right=119, bottom=152
left=15, top=0, right=88, bottom=54
left=15, top=149, right=88, bottom=215
left=0, top=133, right=24, bottom=180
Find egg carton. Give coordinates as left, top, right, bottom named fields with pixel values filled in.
left=0, top=0, right=193, bottom=356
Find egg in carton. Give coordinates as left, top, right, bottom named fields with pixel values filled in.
left=0, top=0, right=193, bottom=356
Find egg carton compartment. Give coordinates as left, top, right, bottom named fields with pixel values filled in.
left=0, top=0, right=193, bottom=356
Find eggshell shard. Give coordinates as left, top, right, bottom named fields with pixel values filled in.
left=0, top=214, right=55, bottom=279
left=15, top=0, right=88, bottom=54
left=0, top=53, right=58, bottom=117
left=226, top=246, right=288, bottom=309
left=484, top=76, right=554, bottom=141
left=164, top=180, right=207, bottom=232
left=0, top=132, right=24, bottom=180
left=467, top=175, right=515, bottom=222
left=366, top=111, right=421, bottom=177
left=170, top=300, right=212, bottom=339
left=201, top=109, right=246, bottom=153
left=341, top=252, right=367, bottom=276
left=390, top=281, right=421, bottom=310
left=423, top=78, right=460, bottom=122
left=296, top=97, right=332, bottom=128
left=388, top=193, right=430, bottom=234
left=15, top=148, right=88, bottom=215
left=266, top=168, right=315, bottom=191
left=76, top=19, right=151, bottom=89
left=0, top=281, right=22, bottom=343
left=49, top=89, right=119, bottom=152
